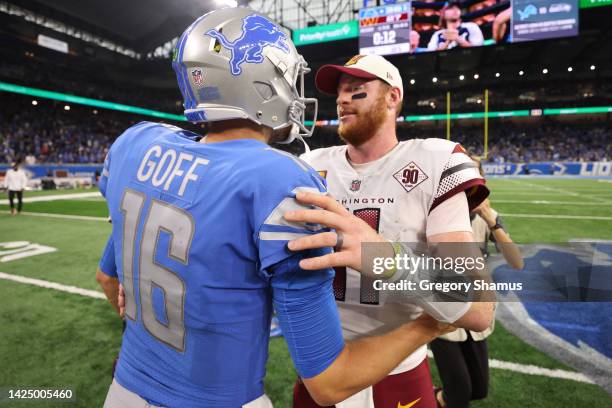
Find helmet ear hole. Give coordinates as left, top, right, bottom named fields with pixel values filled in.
left=212, top=27, right=222, bottom=53
left=253, top=81, right=275, bottom=101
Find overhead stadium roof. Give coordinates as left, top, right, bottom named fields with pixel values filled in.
left=10, top=0, right=222, bottom=56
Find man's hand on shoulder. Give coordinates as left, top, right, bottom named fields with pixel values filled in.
left=284, top=191, right=391, bottom=272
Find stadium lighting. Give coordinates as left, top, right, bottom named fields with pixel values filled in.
left=0, top=81, right=186, bottom=121
left=410, top=79, right=415, bottom=85
left=519, top=70, right=524, bottom=76
left=495, top=72, right=501, bottom=78
left=542, top=68, right=549, bottom=74
left=590, top=65, right=596, bottom=71
left=473, top=73, right=479, bottom=79
left=64, top=105, right=70, bottom=111
left=31, top=100, right=38, bottom=106
left=567, top=66, right=573, bottom=72
left=432, top=77, right=438, bottom=83
left=93, top=110, right=98, bottom=115
left=477, top=99, right=482, bottom=104
left=459, top=74, right=465, bottom=80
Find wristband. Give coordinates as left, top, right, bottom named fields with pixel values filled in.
left=490, top=223, right=503, bottom=231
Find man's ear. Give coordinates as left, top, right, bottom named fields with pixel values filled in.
left=387, top=87, right=402, bottom=114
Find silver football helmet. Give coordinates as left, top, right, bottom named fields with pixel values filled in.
left=172, top=7, right=317, bottom=144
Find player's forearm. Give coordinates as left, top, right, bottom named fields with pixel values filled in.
left=96, top=269, right=120, bottom=314
left=303, top=320, right=438, bottom=405
left=490, top=229, right=524, bottom=269
left=453, top=301, right=494, bottom=332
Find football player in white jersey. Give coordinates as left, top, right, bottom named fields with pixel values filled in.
left=285, top=54, right=495, bottom=408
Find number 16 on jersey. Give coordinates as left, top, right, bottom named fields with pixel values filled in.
left=120, top=188, right=195, bottom=352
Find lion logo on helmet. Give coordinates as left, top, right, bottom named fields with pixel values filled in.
left=205, top=14, right=290, bottom=76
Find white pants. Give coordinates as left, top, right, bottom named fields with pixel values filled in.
left=103, top=379, right=273, bottom=408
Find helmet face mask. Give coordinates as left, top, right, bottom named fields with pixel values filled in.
left=280, top=55, right=318, bottom=144
left=172, top=7, right=317, bottom=144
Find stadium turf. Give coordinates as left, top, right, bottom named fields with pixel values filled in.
left=0, top=177, right=611, bottom=406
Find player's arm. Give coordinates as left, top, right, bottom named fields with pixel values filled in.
left=425, top=197, right=492, bottom=331
left=96, top=235, right=120, bottom=314
left=474, top=199, right=524, bottom=269
left=269, top=255, right=453, bottom=405
left=304, top=315, right=452, bottom=405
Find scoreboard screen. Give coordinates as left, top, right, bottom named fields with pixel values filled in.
left=358, top=3, right=411, bottom=56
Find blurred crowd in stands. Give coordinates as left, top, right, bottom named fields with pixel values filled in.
left=1, top=93, right=610, bottom=165
left=1, top=97, right=126, bottom=164
left=457, top=123, right=612, bottom=163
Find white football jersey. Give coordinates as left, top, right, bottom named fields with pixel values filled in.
left=301, top=138, right=487, bottom=372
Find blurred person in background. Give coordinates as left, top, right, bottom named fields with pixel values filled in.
left=409, top=30, right=426, bottom=53
left=4, top=158, right=28, bottom=215
left=431, top=157, right=523, bottom=408
left=492, top=8, right=512, bottom=43
left=428, top=1, right=484, bottom=51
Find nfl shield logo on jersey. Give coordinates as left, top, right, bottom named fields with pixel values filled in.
left=191, top=68, right=203, bottom=87
left=393, top=161, right=428, bottom=193
left=350, top=179, right=361, bottom=192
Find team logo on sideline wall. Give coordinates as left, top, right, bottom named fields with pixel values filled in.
left=205, top=14, right=290, bottom=76
left=393, top=161, right=428, bottom=193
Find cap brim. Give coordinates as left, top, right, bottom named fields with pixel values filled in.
left=315, top=65, right=379, bottom=95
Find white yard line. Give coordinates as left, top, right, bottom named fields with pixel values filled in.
left=425, top=350, right=594, bottom=384
left=0, top=271, right=106, bottom=299
left=503, top=179, right=612, bottom=204
left=0, top=192, right=102, bottom=205
left=0, top=270, right=598, bottom=386
left=500, top=213, right=612, bottom=221
left=0, top=210, right=108, bottom=222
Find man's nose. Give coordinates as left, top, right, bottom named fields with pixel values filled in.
left=336, top=91, right=351, bottom=106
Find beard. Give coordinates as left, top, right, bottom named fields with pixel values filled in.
left=338, top=92, right=388, bottom=146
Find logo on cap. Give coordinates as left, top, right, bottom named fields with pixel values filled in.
left=345, top=55, right=366, bottom=66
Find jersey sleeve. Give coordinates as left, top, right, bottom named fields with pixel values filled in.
left=428, top=30, right=441, bottom=50
left=430, top=144, right=489, bottom=213
left=254, top=151, right=331, bottom=273
left=98, top=234, right=117, bottom=278
left=426, top=191, right=472, bottom=237
left=465, top=23, right=484, bottom=46
left=270, top=254, right=345, bottom=378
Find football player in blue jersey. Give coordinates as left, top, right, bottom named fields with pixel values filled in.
left=97, top=8, right=453, bottom=408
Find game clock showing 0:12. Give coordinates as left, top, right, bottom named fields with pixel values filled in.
left=358, top=3, right=411, bottom=56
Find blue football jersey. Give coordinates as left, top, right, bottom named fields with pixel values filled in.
left=99, top=122, right=344, bottom=407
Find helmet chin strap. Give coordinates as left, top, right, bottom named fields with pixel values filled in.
left=291, top=124, right=311, bottom=153
left=275, top=123, right=310, bottom=153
